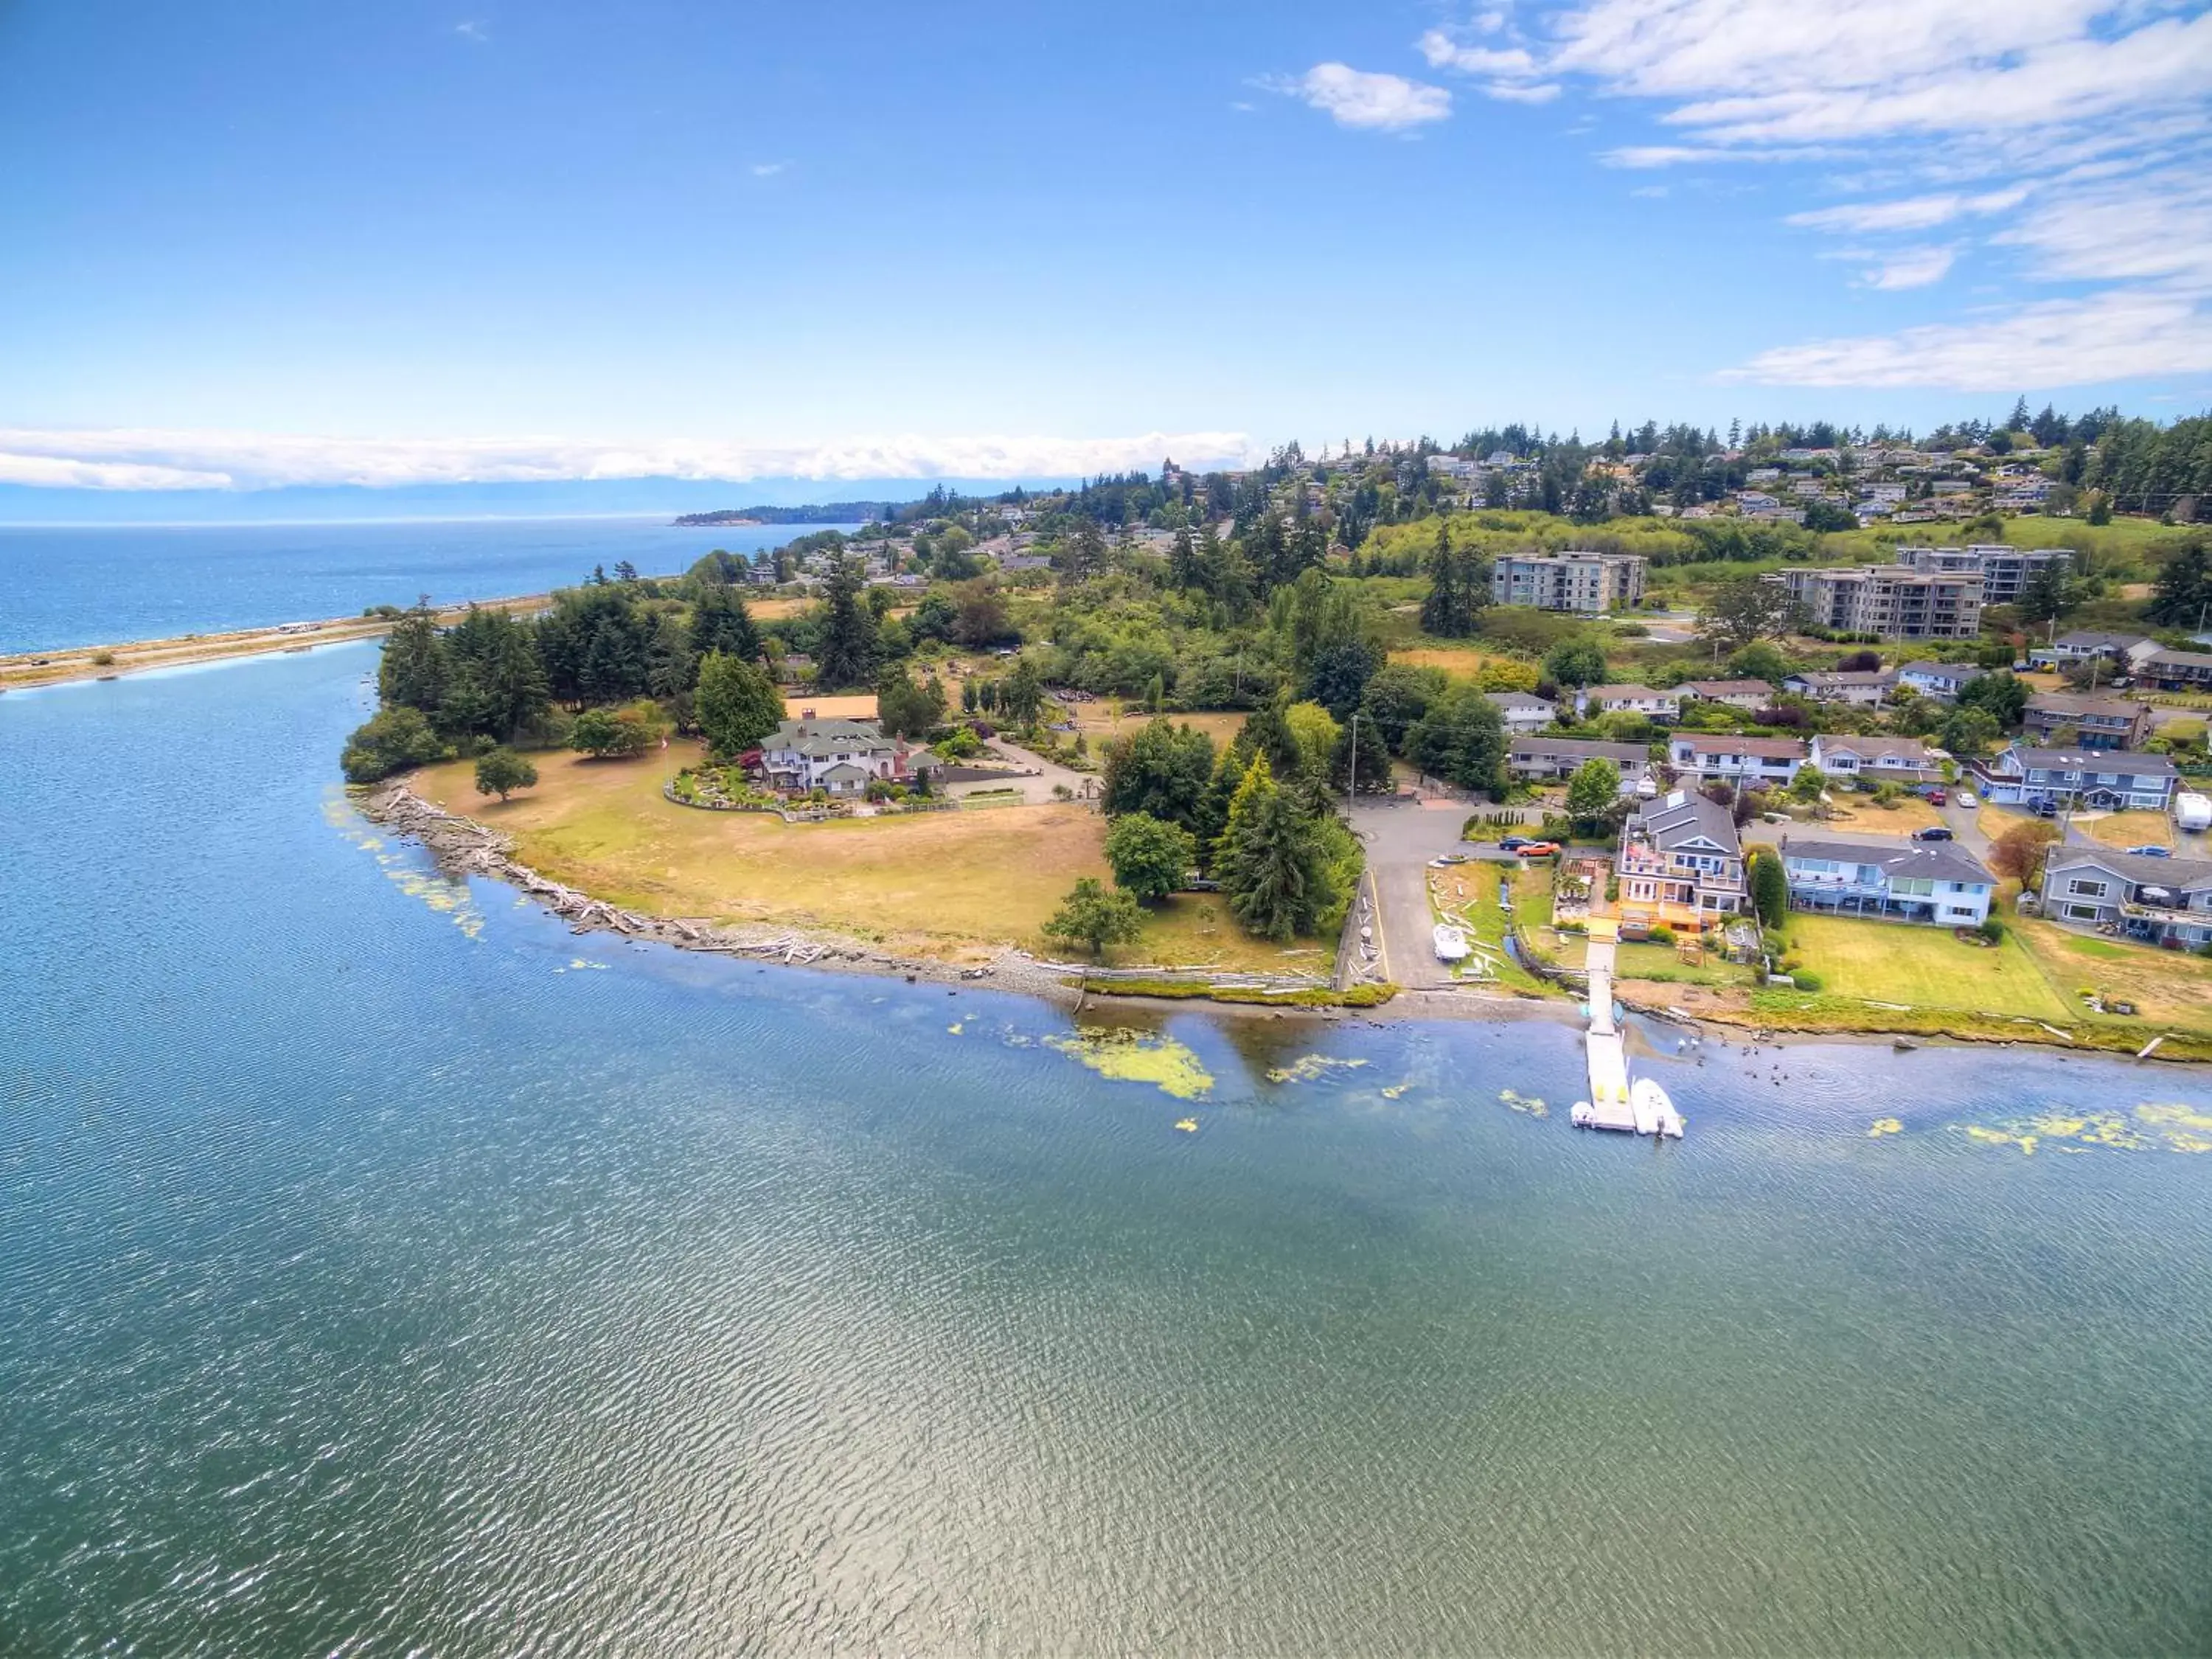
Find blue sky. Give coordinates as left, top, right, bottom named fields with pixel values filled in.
left=1, top=0, right=2207, bottom=511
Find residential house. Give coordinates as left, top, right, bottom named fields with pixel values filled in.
left=755, top=716, right=929, bottom=797
left=1894, top=660, right=1986, bottom=700
left=1773, top=566, right=1982, bottom=639
left=1585, top=684, right=1680, bottom=721
left=1969, top=744, right=2179, bottom=812
left=1672, top=678, right=1774, bottom=710
left=1778, top=834, right=1996, bottom=926
left=1489, top=552, right=1646, bottom=614
left=1483, top=691, right=1557, bottom=734
left=2140, top=650, right=2212, bottom=693
left=1666, top=734, right=1807, bottom=788
left=2038, top=848, right=2212, bottom=950
left=2023, top=692, right=2155, bottom=750
left=1782, top=669, right=1899, bottom=706
left=1808, top=733, right=1941, bottom=785
left=2026, top=630, right=2157, bottom=671
left=1504, top=737, right=1652, bottom=793
left=1616, top=790, right=1747, bottom=931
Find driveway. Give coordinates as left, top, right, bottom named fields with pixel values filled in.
left=940, top=737, right=1098, bottom=805
left=1349, top=792, right=1535, bottom=988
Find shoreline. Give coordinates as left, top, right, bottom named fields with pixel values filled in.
left=0, top=593, right=557, bottom=692
left=357, top=779, right=2202, bottom=1062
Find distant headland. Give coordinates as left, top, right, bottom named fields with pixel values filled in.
left=674, top=501, right=902, bottom=527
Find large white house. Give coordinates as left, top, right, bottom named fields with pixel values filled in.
left=1778, top=834, right=1995, bottom=926
left=1666, top=734, right=1806, bottom=787
left=754, top=716, right=930, bottom=796
left=1807, top=733, right=1941, bottom=785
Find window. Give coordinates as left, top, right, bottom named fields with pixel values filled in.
left=2065, top=903, right=2100, bottom=921
left=2067, top=878, right=2109, bottom=898
left=1945, top=906, right=1978, bottom=919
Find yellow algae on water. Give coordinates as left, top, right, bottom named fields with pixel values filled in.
left=1868, top=1118, right=1904, bottom=1138
left=1380, top=1083, right=1411, bottom=1100
left=947, top=1022, right=964, bottom=1035
left=1043, top=1029, right=1214, bottom=1100
left=1498, top=1088, right=1548, bottom=1119
left=1175, top=1118, right=1199, bottom=1133
left=1265, top=1054, right=1370, bottom=1084
left=2137, top=1104, right=2212, bottom=1153
left=1955, top=1110, right=2159, bottom=1156
left=1965, top=1124, right=2038, bottom=1155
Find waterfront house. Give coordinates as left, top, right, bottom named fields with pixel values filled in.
left=2140, top=649, right=2212, bottom=693
left=1672, top=678, right=1773, bottom=710
left=1781, top=669, right=1899, bottom=706
left=1894, top=661, right=1986, bottom=700
left=1586, top=684, right=1680, bottom=721
left=2037, top=848, right=2212, bottom=949
left=1808, top=733, right=1941, bottom=785
left=1483, top=691, right=1557, bottom=734
left=1504, top=736, right=1651, bottom=793
left=1616, top=790, right=1747, bottom=931
left=2022, top=692, right=2156, bottom=751
left=1969, top=744, right=2178, bottom=812
left=755, top=716, right=928, bottom=796
left=1666, top=734, right=1806, bottom=788
left=1778, top=834, right=1996, bottom=926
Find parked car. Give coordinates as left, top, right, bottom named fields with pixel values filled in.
left=2031, top=799, right=2059, bottom=818
left=1513, top=841, right=1562, bottom=858
left=1913, top=827, right=1955, bottom=841
left=1957, top=790, right=1977, bottom=808
left=2125, top=844, right=2172, bottom=858
left=1497, top=835, right=1532, bottom=852
left=1924, top=786, right=1947, bottom=806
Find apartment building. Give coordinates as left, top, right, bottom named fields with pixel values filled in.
left=1489, top=552, right=1645, bottom=614
left=1893, top=543, right=2071, bottom=605
left=1772, top=566, right=1983, bottom=640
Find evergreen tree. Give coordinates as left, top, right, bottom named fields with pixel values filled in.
left=694, top=651, right=785, bottom=757
left=813, top=557, right=880, bottom=689
left=688, top=583, right=762, bottom=664
left=1748, top=846, right=1788, bottom=929
left=378, top=597, right=448, bottom=714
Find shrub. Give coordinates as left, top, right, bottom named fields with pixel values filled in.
left=341, top=706, right=446, bottom=783
left=1790, top=970, right=1823, bottom=992
left=90, top=649, right=116, bottom=667
left=1978, top=916, right=2007, bottom=944
left=1646, top=925, right=1675, bottom=945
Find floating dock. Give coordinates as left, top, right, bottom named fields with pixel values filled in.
left=1571, top=920, right=1684, bottom=1138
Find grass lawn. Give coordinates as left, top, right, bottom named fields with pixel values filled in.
left=1784, top=911, right=2073, bottom=1021
left=1819, top=795, right=1944, bottom=838
left=1067, top=703, right=1247, bottom=749
left=1388, top=644, right=1503, bottom=678
left=1975, top=804, right=2037, bottom=841
left=1431, top=861, right=1547, bottom=992
left=408, top=742, right=1303, bottom=969
left=2016, top=917, right=2212, bottom=1034
left=2078, top=809, right=2174, bottom=850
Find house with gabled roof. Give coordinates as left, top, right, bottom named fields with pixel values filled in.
left=2038, top=847, right=2212, bottom=950
left=1666, top=734, right=1806, bottom=787
left=1672, top=678, right=1773, bottom=710
left=1808, top=733, right=1941, bottom=785
left=2022, top=692, right=2154, bottom=751
left=1778, top=833, right=1995, bottom=926
left=754, top=715, right=930, bottom=796
left=1616, top=789, right=1747, bottom=931
left=1969, top=743, right=2177, bottom=812
left=1504, top=737, right=1652, bottom=793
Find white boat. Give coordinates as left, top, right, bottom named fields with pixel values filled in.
left=1433, top=923, right=1470, bottom=963
left=1632, top=1077, right=1686, bottom=1139
left=1571, top=1100, right=1595, bottom=1127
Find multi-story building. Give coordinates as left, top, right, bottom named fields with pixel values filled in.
left=1489, top=552, right=1645, bottom=614
left=1483, top=691, right=1556, bottom=734
left=2022, top=692, right=2156, bottom=750
left=2039, top=848, right=2212, bottom=950
left=1503, top=736, right=1652, bottom=793
left=1779, top=835, right=1996, bottom=927
left=1615, top=790, right=1747, bottom=932
left=1807, top=733, right=1941, bottom=785
left=1773, top=566, right=1983, bottom=639
left=1893, top=543, right=2071, bottom=605
left=2140, top=649, right=2212, bottom=692
left=1969, top=744, right=2179, bottom=813
left=1671, top=678, right=1775, bottom=710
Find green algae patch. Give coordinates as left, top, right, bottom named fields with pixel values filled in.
left=1949, top=1104, right=2212, bottom=1156
left=1044, top=1028, right=1214, bottom=1100
left=1265, top=1054, right=1370, bottom=1085
left=1868, top=1117, right=1904, bottom=1138
left=1499, top=1088, right=1548, bottom=1119
left=2136, top=1104, right=2212, bottom=1153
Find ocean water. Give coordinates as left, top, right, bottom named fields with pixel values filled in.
left=4, top=649, right=2212, bottom=1653
left=0, top=518, right=848, bottom=655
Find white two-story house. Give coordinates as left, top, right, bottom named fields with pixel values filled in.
left=1808, top=734, right=1942, bottom=786
left=1666, top=734, right=1807, bottom=788
left=754, top=716, right=928, bottom=796
left=1778, top=834, right=1995, bottom=927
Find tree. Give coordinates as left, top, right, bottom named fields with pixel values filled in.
left=875, top=667, right=947, bottom=740
left=694, top=651, right=785, bottom=757
left=1358, top=663, right=1446, bottom=751
left=1543, top=637, right=1610, bottom=689
left=1000, top=657, right=1047, bottom=728
left=1283, top=701, right=1343, bottom=784
left=813, top=557, right=880, bottom=688
left=2017, top=560, right=2075, bottom=625
left=1565, top=758, right=1621, bottom=824
left=1212, top=758, right=1326, bottom=942
left=1728, top=641, right=1792, bottom=684
left=1789, top=763, right=1829, bottom=803
left=1331, top=714, right=1394, bottom=794
left=687, top=583, right=761, bottom=664
left=2148, top=538, right=2212, bottom=627
left=1101, top=717, right=1216, bottom=831
left=1748, top=846, right=1788, bottom=929
left=1939, top=705, right=2001, bottom=757
left=1989, top=819, right=2064, bottom=890
left=340, top=706, right=445, bottom=783
left=571, top=703, right=664, bottom=758
left=1043, top=877, right=1144, bottom=957
left=473, top=748, right=538, bottom=801
left=1418, top=521, right=1486, bottom=637
left=1697, top=577, right=1801, bottom=651
left=1956, top=669, right=2028, bottom=728
left=378, top=598, right=448, bottom=713
left=1104, top=813, right=1197, bottom=902
left=1404, top=684, right=1509, bottom=795
left=1803, top=500, right=1857, bottom=532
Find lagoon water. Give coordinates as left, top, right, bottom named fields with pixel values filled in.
left=0, top=517, right=846, bottom=654
left=4, top=644, right=2212, bottom=1652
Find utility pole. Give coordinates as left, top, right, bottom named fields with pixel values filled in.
left=1346, top=710, right=1359, bottom=802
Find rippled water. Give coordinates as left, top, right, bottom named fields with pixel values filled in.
left=4, top=649, right=2212, bottom=1653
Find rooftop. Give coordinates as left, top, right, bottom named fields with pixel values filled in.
left=1780, top=833, right=1994, bottom=887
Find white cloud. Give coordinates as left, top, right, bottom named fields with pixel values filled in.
left=1728, top=288, right=2212, bottom=389
left=0, top=429, right=1259, bottom=492
left=1787, top=188, right=2028, bottom=234
left=749, top=161, right=787, bottom=178
left=453, top=19, right=488, bottom=43
left=1859, top=245, right=1958, bottom=290
left=1287, top=63, right=1452, bottom=130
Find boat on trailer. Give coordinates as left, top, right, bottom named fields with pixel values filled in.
left=1432, top=923, right=1470, bottom=963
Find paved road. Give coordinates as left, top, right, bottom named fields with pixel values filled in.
left=944, top=737, right=1097, bottom=804
left=1351, top=796, right=1477, bottom=989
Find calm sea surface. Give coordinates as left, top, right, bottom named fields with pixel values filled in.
left=0, top=518, right=846, bottom=654
left=4, top=646, right=2212, bottom=1652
